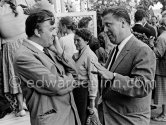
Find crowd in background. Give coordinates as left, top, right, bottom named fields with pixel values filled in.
left=0, top=0, right=166, bottom=124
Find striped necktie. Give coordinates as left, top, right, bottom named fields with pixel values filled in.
left=109, top=45, right=119, bottom=70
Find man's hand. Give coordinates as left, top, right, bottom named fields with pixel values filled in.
left=48, top=35, right=63, bottom=56
left=91, top=62, right=114, bottom=80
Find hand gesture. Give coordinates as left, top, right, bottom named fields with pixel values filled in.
left=91, top=62, right=114, bottom=80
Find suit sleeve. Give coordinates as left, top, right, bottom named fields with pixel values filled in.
left=111, top=46, right=156, bottom=98
left=14, top=53, right=75, bottom=96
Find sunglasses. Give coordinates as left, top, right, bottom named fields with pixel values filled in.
left=38, top=16, right=55, bottom=25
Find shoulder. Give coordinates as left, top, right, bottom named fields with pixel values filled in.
left=14, top=44, right=33, bottom=62
left=85, top=47, right=98, bottom=60
left=131, top=36, right=153, bottom=54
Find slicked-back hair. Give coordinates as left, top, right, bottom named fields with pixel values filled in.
left=75, top=28, right=93, bottom=44
left=134, top=9, right=148, bottom=22
left=102, top=6, right=131, bottom=25
left=25, top=10, right=55, bottom=37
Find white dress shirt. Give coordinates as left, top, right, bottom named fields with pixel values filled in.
left=26, top=39, right=44, bottom=52
left=116, top=34, right=133, bottom=60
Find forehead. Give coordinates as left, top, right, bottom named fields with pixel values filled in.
left=102, top=13, right=118, bottom=23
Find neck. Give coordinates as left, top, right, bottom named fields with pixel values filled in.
left=119, top=29, right=132, bottom=44
left=28, top=36, right=44, bottom=47
left=66, top=29, right=73, bottom=34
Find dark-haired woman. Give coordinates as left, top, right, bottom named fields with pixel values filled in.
left=58, top=16, right=77, bottom=57
left=73, top=28, right=99, bottom=125
left=0, top=0, right=27, bottom=117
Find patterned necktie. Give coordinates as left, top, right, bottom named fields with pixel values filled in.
left=43, top=48, right=53, bottom=61
left=109, top=45, right=119, bottom=70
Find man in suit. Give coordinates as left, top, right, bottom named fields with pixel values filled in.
left=92, top=6, right=156, bottom=125
left=13, top=10, right=81, bottom=125
left=132, top=9, right=156, bottom=38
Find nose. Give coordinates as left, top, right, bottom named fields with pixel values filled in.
left=104, top=26, right=108, bottom=32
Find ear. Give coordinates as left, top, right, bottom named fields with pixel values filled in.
left=34, top=29, right=41, bottom=37
left=120, top=18, right=125, bottom=28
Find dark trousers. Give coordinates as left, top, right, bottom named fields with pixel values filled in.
left=73, top=85, right=89, bottom=125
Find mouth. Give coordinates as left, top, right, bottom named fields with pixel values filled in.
left=106, top=32, right=114, bottom=38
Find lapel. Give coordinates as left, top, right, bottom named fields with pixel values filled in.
left=23, top=39, right=55, bottom=65
left=110, top=36, right=135, bottom=72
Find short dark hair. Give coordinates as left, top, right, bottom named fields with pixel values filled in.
left=102, top=6, right=131, bottom=25
left=25, top=10, right=55, bottom=37
left=59, top=16, right=77, bottom=31
left=134, top=9, right=148, bottom=22
left=75, top=28, right=92, bottom=43
left=78, top=17, right=92, bottom=28
left=151, top=15, right=157, bottom=20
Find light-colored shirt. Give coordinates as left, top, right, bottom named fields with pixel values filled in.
left=26, top=39, right=44, bottom=52
left=116, top=34, right=133, bottom=60
left=107, top=34, right=133, bottom=70
left=59, top=33, right=77, bottom=57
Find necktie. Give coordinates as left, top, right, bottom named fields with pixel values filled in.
left=109, top=45, right=119, bottom=70
left=43, top=48, right=54, bottom=61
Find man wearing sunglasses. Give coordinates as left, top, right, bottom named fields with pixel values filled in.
left=13, top=10, right=81, bottom=125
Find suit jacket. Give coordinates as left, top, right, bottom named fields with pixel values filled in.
left=100, top=35, right=156, bottom=125
left=13, top=39, right=81, bottom=125
left=132, top=24, right=153, bottom=38
left=154, top=31, right=166, bottom=76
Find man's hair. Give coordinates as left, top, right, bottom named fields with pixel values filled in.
left=25, top=10, right=55, bottom=37
left=78, top=17, right=92, bottom=28
left=151, top=15, right=157, bottom=20
left=75, top=28, right=93, bottom=44
left=102, top=6, right=131, bottom=25
left=134, top=9, right=148, bottom=22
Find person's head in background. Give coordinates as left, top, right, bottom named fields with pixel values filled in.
left=134, top=9, right=148, bottom=26
left=59, top=16, right=77, bottom=36
left=78, top=17, right=94, bottom=34
left=102, top=6, right=131, bottom=45
left=0, top=0, right=18, bottom=16
left=158, top=17, right=166, bottom=36
left=151, top=16, right=158, bottom=25
left=162, top=11, right=166, bottom=18
left=74, top=28, right=93, bottom=51
left=25, top=10, right=55, bottom=48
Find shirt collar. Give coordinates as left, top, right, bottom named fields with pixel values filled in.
left=26, top=39, right=44, bottom=52
left=117, top=34, right=133, bottom=56
left=135, top=22, right=142, bottom=25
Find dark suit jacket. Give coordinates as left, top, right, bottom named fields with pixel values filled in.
left=132, top=24, right=153, bottom=38
left=144, top=23, right=156, bottom=38
left=13, top=39, right=81, bottom=125
left=100, top=35, right=156, bottom=125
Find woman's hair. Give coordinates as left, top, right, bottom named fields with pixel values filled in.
left=59, top=16, right=77, bottom=31
left=75, top=28, right=93, bottom=44
left=6, top=0, right=18, bottom=17
left=78, top=17, right=92, bottom=28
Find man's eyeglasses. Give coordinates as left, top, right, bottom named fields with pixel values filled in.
left=38, top=17, right=55, bottom=25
